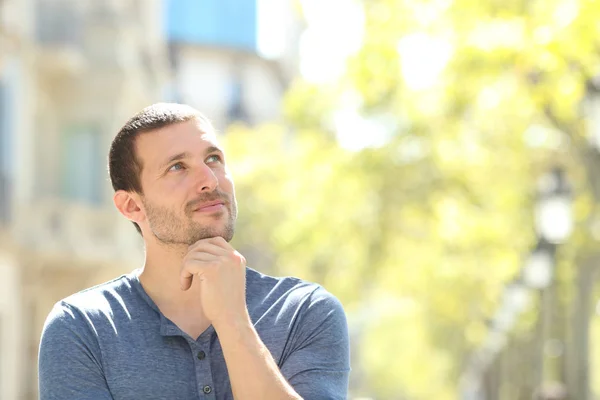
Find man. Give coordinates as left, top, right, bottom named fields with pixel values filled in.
left=38, top=103, right=350, bottom=399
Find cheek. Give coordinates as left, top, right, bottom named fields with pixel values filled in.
left=159, top=174, right=190, bottom=192
left=219, top=169, right=235, bottom=190
left=145, top=183, right=185, bottom=207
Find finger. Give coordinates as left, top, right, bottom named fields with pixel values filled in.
left=187, top=241, right=227, bottom=257
left=180, top=271, right=194, bottom=291
left=199, top=236, right=233, bottom=251
left=185, top=252, right=219, bottom=263
left=187, top=249, right=245, bottom=270
left=180, top=260, right=206, bottom=291
left=215, top=236, right=235, bottom=250
left=179, top=259, right=219, bottom=290
left=232, top=250, right=246, bottom=267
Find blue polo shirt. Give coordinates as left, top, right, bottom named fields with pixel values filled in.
left=38, top=267, right=350, bottom=399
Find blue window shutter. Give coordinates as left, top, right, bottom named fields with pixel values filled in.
left=165, top=0, right=257, bottom=51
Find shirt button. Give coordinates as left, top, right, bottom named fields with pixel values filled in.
left=203, top=385, right=212, bottom=394
left=197, top=351, right=206, bottom=360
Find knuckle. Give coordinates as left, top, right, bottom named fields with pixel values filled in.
left=233, top=251, right=246, bottom=266
left=183, top=260, right=201, bottom=272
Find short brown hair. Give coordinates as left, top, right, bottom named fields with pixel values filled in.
left=108, top=103, right=212, bottom=235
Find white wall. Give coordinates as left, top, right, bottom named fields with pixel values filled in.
left=0, top=253, right=23, bottom=400
left=175, top=46, right=285, bottom=130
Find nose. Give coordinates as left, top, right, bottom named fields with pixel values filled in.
left=194, top=163, right=218, bottom=193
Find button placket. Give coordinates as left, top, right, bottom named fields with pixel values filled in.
left=193, top=332, right=216, bottom=398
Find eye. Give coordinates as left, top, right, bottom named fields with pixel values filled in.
left=206, top=154, right=223, bottom=164
left=168, top=162, right=185, bottom=172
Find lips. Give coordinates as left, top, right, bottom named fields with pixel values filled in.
left=193, top=200, right=226, bottom=212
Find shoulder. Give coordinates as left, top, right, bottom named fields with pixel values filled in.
left=300, top=285, right=346, bottom=320
left=63, top=272, right=137, bottom=310
left=246, top=267, right=346, bottom=321
left=247, top=267, right=316, bottom=297
left=248, top=270, right=350, bottom=371
left=42, top=272, right=139, bottom=336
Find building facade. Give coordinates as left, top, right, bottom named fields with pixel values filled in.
left=0, top=0, right=167, bottom=398
left=1, top=0, right=35, bottom=397
left=0, top=1, right=301, bottom=398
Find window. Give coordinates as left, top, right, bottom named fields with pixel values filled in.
left=226, top=76, right=249, bottom=123
left=60, top=124, right=103, bottom=205
left=35, top=0, right=83, bottom=47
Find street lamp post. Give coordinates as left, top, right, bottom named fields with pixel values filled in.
left=533, top=167, right=573, bottom=245
left=571, top=79, right=600, bottom=400
left=524, top=238, right=556, bottom=290
left=459, top=166, right=572, bottom=400
left=525, top=166, right=572, bottom=393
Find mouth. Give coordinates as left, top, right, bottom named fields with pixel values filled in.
left=193, top=200, right=226, bottom=213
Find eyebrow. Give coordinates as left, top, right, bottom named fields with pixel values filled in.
left=158, top=146, right=224, bottom=171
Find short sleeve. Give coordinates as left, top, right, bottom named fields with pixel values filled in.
left=38, top=302, right=114, bottom=400
left=279, top=287, right=351, bottom=400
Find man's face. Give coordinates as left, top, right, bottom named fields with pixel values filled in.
left=135, top=119, right=237, bottom=245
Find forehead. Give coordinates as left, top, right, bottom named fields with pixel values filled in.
left=135, top=119, right=220, bottom=167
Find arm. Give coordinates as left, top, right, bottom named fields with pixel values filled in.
left=38, top=303, right=113, bottom=400
left=214, top=314, right=302, bottom=400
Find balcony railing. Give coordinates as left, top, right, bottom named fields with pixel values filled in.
left=13, top=199, right=143, bottom=264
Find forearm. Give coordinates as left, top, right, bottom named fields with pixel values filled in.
left=214, top=315, right=301, bottom=400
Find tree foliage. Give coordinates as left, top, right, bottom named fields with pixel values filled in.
left=225, top=0, right=600, bottom=398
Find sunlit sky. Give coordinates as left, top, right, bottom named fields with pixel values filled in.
left=258, top=0, right=452, bottom=151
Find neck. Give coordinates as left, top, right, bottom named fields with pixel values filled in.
left=139, top=239, right=201, bottom=309
left=139, top=238, right=214, bottom=339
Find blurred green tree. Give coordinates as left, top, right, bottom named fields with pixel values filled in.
left=225, top=0, right=600, bottom=398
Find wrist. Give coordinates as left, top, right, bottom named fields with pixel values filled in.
left=212, top=309, right=252, bottom=333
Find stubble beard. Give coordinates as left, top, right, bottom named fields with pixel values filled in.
left=143, top=194, right=237, bottom=246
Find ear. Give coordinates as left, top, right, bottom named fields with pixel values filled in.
left=113, top=190, right=145, bottom=226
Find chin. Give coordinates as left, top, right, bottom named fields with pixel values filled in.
left=188, top=225, right=234, bottom=243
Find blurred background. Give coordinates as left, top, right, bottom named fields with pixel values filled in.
left=1, top=0, right=600, bottom=399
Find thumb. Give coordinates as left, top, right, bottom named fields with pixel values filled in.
left=180, top=270, right=194, bottom=291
